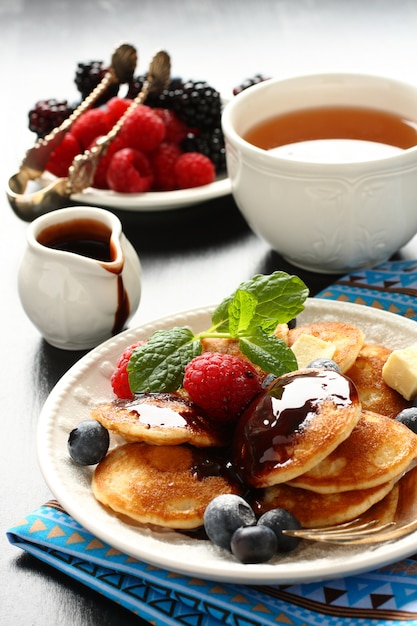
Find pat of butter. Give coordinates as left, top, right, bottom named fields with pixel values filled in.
left=291, top=333, right=336, bottom=369
left=382, top=343, right=417, bottom=400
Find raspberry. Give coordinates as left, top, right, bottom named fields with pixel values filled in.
left=119, top=104, right=165, bottom=153
left=45, top=132, right=81, bottom=177
left=111, top=341, right=144, bottom=399
left=105, top=96, right=131, bottom=126
left=150, top=142, right=182, bottom=191
left=174, top=152, right=215, bottom=189
left=183, top=352, right=262, bottom=422
left=106, top=147, right=154, bottom=193
left=71, top=108, right=110, bottom=150
left=153, top=108, right=189, bottom=144
left=90, top=135, right=128, bottom=189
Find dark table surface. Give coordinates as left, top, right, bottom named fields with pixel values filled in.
left=3, top=1, right=417, bottom=624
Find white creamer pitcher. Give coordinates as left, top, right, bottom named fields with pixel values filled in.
left=18, top=206, right=142, bottom=350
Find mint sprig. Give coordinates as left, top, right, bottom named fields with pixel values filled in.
left=127, top=271, right=309, bottom=393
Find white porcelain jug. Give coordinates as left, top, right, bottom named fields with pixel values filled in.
left=18, top=206, right=142, bottom=350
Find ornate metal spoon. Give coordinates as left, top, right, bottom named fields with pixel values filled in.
left=7, top=42, right=138, bottom=220
left=68, top=49, right=171, bottom=195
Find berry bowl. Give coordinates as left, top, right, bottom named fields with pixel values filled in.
left=221, top=72, right=417, bottom=273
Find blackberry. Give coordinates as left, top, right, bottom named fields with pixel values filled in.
left=28, top=99, right=76, bottom=138
left=233, top=74, right=270, bottom=96
left=74, top=60, right=119, bottom=105
left=126, top=75, right=184, bottom=108
left=170, top=80, right=222, bottom=130
left=181, top=127, right=226, bottom=174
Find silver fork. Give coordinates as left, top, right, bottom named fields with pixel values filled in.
left=284, top=517, right=417, bottom=545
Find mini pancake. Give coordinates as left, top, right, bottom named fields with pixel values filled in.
left=394, top=465, right=417, bottom=524
left=91, top=392, right=229, bottom=447
left=92, top=443, right=242, bottom=529
left=288, top=410, right=417, bottom=493
left=288, top=321, right=365, bottom=373
left=252, top=479, right=396, bottom=528
left=359, top=482, right=400, bottom=525
left=346, top=343, right=410, bottom=419
left=233, top=368, right=362, bottom=488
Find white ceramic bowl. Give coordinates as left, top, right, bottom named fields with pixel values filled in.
left=222, top=73, right=417, bottom=273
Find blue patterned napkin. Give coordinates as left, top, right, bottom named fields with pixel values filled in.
left=7, top=258, right=417, bottom=626
left=6, top=500, right=417, bottom=626
left=316, top=259, right=417, bottom=320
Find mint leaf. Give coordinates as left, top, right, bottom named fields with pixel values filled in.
left=127, top=327, right=202, bottom=393
left=126, top=272, right=309, bottom=394
left=238, top=328, right=298, bottom=377
left=228, top=289, right=258, bottom=336
left=212, top=271, right=309, bottom=334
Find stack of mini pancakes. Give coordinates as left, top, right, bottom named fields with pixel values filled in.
left=90, top=321, right=417, bottom=531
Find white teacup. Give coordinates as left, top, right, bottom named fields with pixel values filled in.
left=18, top=206, right=142, bottom=350
left=222, top=73, right=417, bottom=273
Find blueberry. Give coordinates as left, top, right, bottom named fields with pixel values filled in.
left=262, top=373, right=278, bottom=389
left=306, top=358, right=341, bottom=373
left=203, top=494, right=256, bottom=550
left=231, top=525, right=277, bottom=564
left=67, top=419, right=110, bottom=465
left=257, top=508, right=302, bottom=552
left=395, top=407, right=417, bottom=434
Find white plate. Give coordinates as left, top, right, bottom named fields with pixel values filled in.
left=40, top=171, right=231, bottom=212
left=37, top=299, right=417, bottom=584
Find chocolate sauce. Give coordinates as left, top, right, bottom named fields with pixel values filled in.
left=37, top=218, right=115, bottom=261
left=234, top=369, right=358, bottom=481
left=123, top=393, right=230, bottom=442
left=191, top=447, right=243, bottom=486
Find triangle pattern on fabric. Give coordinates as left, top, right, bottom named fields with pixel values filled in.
left=387, top=581, right=417, bottom=608
left=176, top=613, right=205, bottom=626
left=150, top=597, right=178, bottom=616
left=232, top=593, right=251, bottom=605
left=50, top=549, right=75, bottom=565
left=345, top=577, right=390, bottom=605
left=274, top=612, right=296, bottom=624
left=86, top=538, right=105, bottom=550
left=323, top=586, right=347, bottom=605
left=29, top=519, right=47, bottom=534
left=383, top=279, right=401, bottom=289
left=47, top=525, right=66, bottom=539
left=252, top=601, right=273, bottom=614
left=73, top=560, right=99, bottom=577
left=96, top=572, right=125, bottom=589
left=200, top=600, right=231, bottom=622
left=123, top=582, right=151, bottom=602
left=66, top=532, right=86, bottom=545
left=370, top=593, right=394, bottom=609
left=174, top=591, right=200, bottom=610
